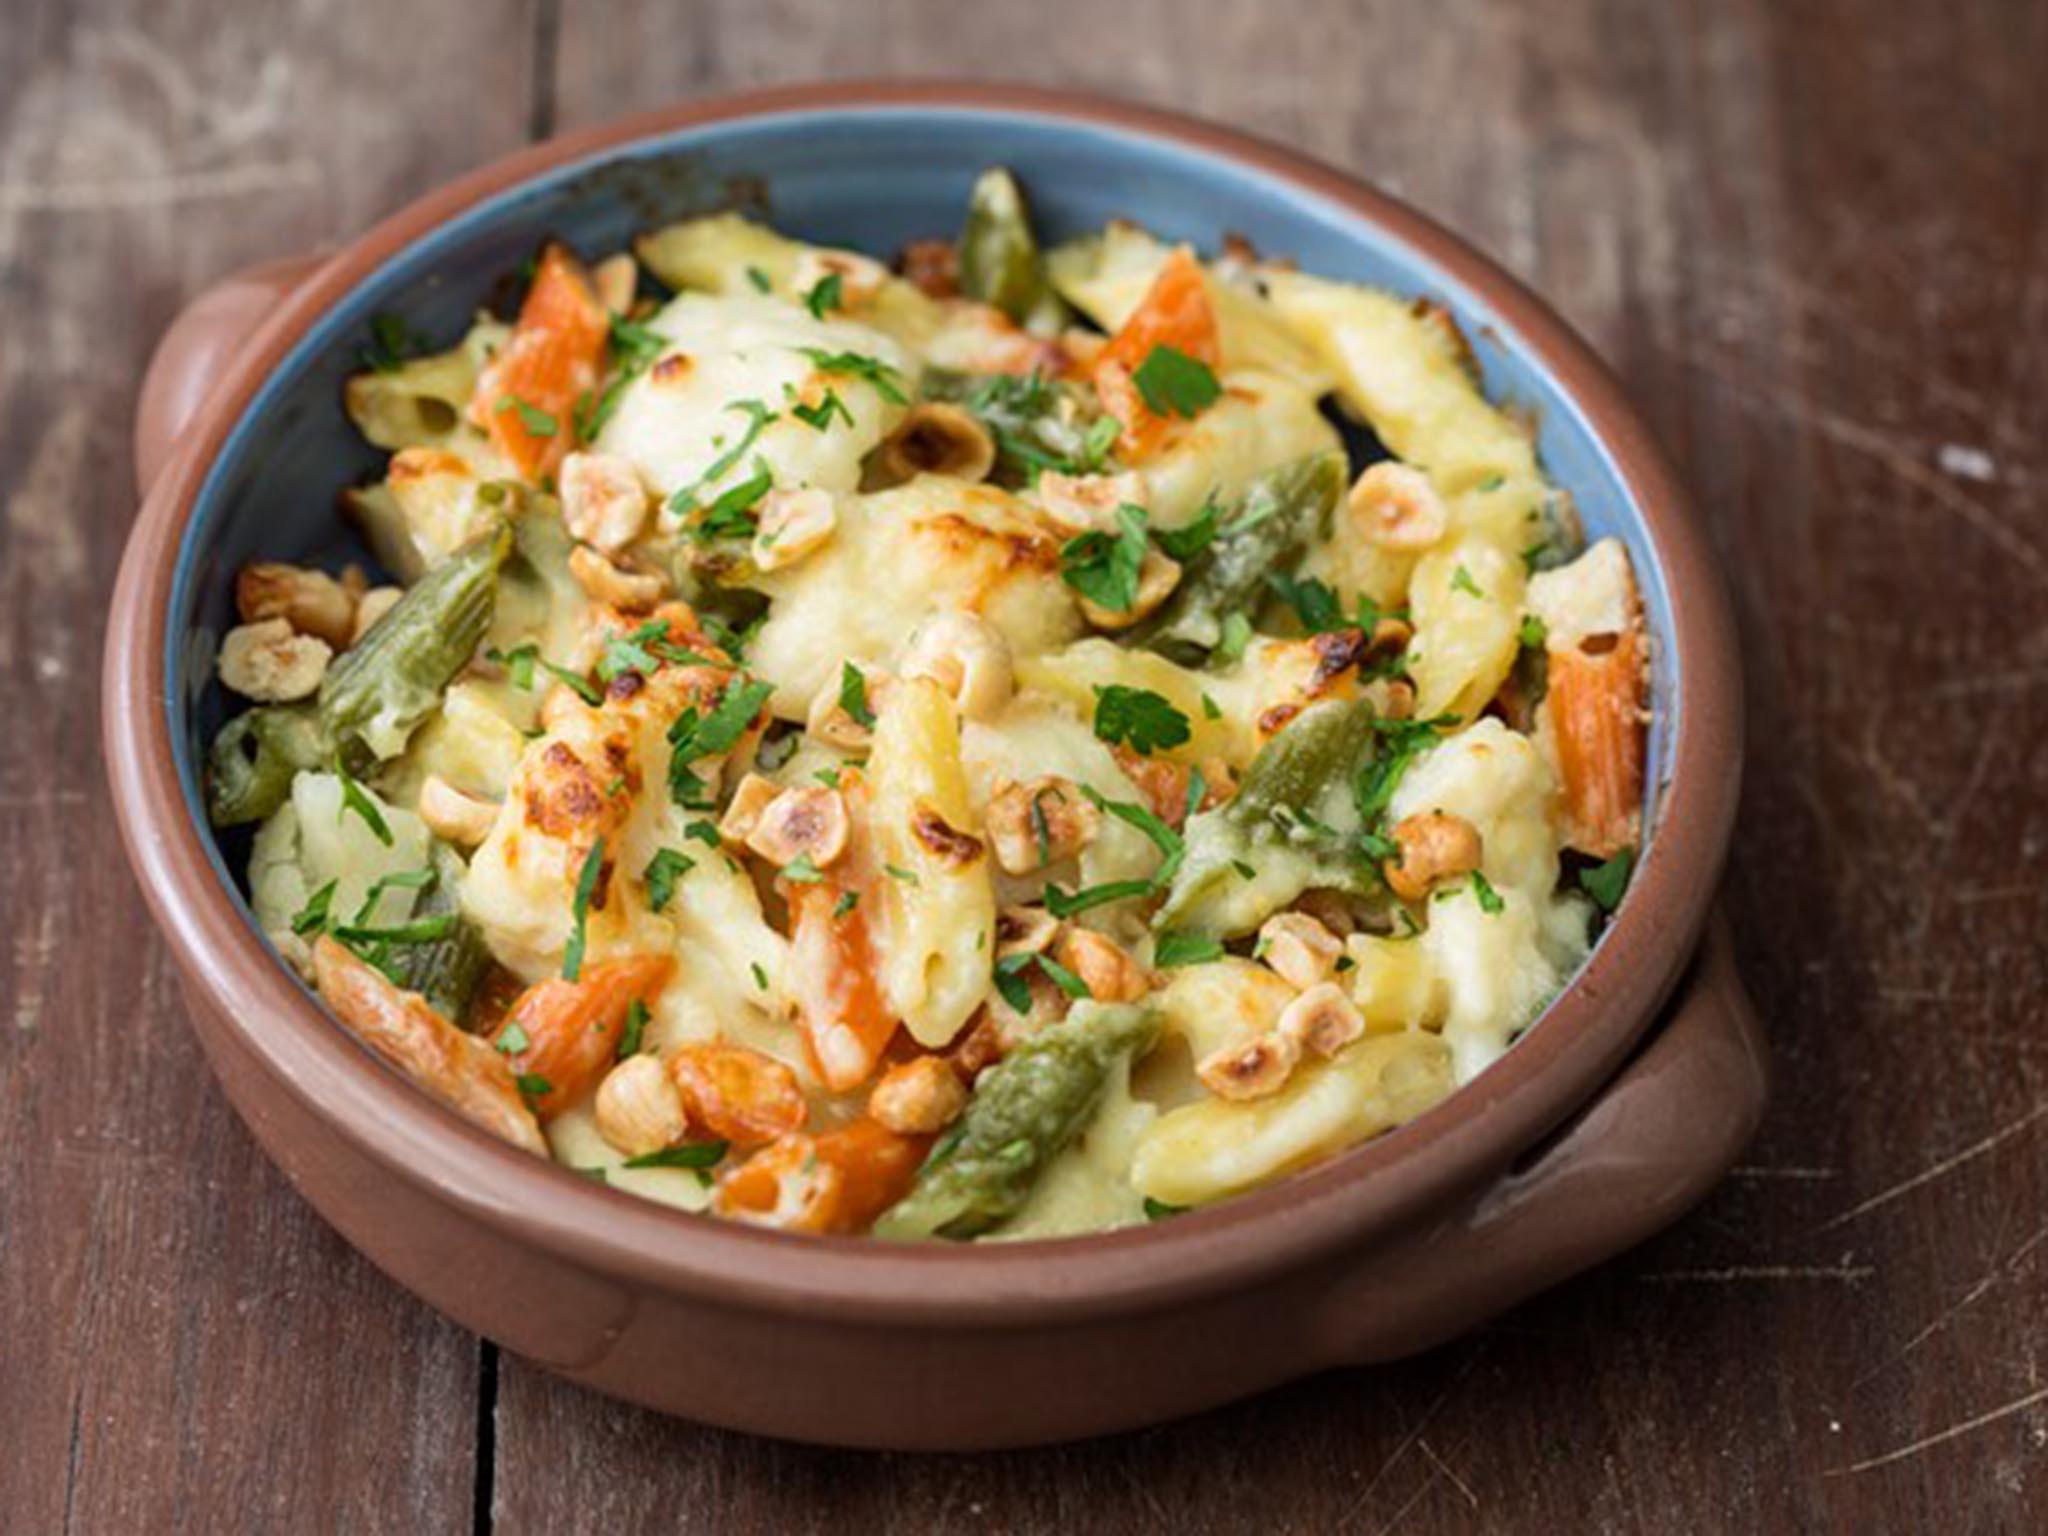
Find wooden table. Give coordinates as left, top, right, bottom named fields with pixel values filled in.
left=5, top=1, right=2044, bottom=1529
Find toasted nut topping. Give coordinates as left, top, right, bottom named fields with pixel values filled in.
left=898, top=238, right=960, bottom=299
left=875, top=402, right=996, bottom=485
left=236, top=562, right=357, bottom=649
left=1365, top=616, right=1414, bottom=661
left=717, top=773, right=785, bottom=846
left=350, top=586, right=403, bottom=645
left=746, top=785, right=851, bottom=869
left=594, top=1054, right=689, bottom=1157
left=1257, top=912, right=1344, bottom=990
left=792, top=247, right=890, bottom=310
left=560, top=451, right=651, bottom=553
left=418, top=774, right=500, bottom=848
left=1036, top=470, right=1145, bottom=535
left=569, top=545, right=666, bottom=611
left=1384, top=811, right=1484, bottom=902
left=910, top=801, right=985, bottom=868
left=985, top=775, right=1101, bottom=874
left=1078, top=547, right=1182, bottom=630
left=1276, top=982, right=1365, bottom=1059
left=751, top=487, right=837, bottom=571
left=945, top=1007, right=1009, bottom=1082
left=868, top=1056, right=969, bottom=1135
left=1376, top=677, right=1416, bottom=721
left=591, top=253, right=638, bottom=315
left=994, top=904, right=1060, bottom=958
left=217, top=618, right=331, bottom=702
left=1196, top=758, right=1239, bottom=809
left=806, top=664, right=889, bottom=751
left=900, top=611, right=1013, bottom=722
left=1054, top=927, right=1151, bottom=1004
left=1296, top=888, right=1363, bottom=938
left=539, top=682, right=591, bottom=733
left=1197, top=1031, right=1301, bottom=1101
left=1349, top=462, right=1448, bottom=551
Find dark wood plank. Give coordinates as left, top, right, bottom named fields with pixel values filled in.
left=480, top=1, right=2048, bottom=1532
left=0, top=1, right=538, bottom=1529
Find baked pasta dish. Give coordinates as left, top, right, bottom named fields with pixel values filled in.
left=204, top=171, right=1649, bottom=1239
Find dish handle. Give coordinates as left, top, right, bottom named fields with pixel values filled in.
left=1325, top=912, right=1767, bottom=1362
left=134, top=251, right=328, bottom=497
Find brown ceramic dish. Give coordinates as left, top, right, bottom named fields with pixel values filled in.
left=105, top=81, right=1762, bottom=1449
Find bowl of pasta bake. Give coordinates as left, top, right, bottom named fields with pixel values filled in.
left=106, top=81, right=1763, bottom=1448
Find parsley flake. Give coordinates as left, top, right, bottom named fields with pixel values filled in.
left=496, top=394, right=559, bottom=438
left=623, top=1140, right=729, bottom=1171
left=644, top=848, right=693, bottom=913
left=1580, top=848, right=1635, bottom=913
left=803, top=271, right=844, bottom=318
left=838, top=661, right=876, bottom=728
left=1154, top=930, right=1224, bottom=968
left=1092, top=684, right=1191, bottom=756
left=336, top=766, right=394, bottom=847
left=1060, top=503, right=1149, bottom=613
left=563, top=837, right=605, bottom=981
left=1131, top=344, right=1221, bottom=418
left=798, top=347, right=908, bottom=404
left=618, top=1000, right=649, bottom=1058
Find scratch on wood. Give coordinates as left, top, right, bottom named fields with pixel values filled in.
left=0, top=160, right=319, bottom=212
left=1818, top=1102, right=2048, bottom=1232
left=1828, top=1385, right=2048, bottom=1476
left=1641, top=1264, right=1874, bottom=1284
left=1728, top=1165, right=1838, bottom=1181
left=1339, top=1345, right=1487, bottom=1531
left=1416, top=1440, right=1479, bottom=1510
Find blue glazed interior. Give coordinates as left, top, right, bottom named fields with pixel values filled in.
left=169, top=104, right=1677, bottom=965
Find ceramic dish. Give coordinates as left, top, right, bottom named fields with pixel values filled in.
left=106, top=81, right=1763, bottom=1449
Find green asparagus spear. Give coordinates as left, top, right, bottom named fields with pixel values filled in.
left=389, top=843, right=493, bottom=1025
left=874, top=1002, right=1159, bottom=1240
left=1127, top=452, right=1347, bottom=665
left=958, top=168, right=1069, bottom=333
left=1153, top=697, right=1387, bottom=937
left=319, top=522, right=512, bottom=766
left=205, top=702, right=333, bottom=827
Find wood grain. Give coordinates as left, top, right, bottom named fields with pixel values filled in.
left=0, top=1, right=537, bottom=1530
left=4, top=0, right=2045, bottom=1529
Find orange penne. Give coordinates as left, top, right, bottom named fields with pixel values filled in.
left=787, top=878, right=898, bottom=1092
left=313, top=937, right=547, bottom=1155
left=492, top=953, right=673, bottom=1120
left=1545, top=628, right=1647, bottom=861
left=470, top=242, right=610, bottom=481
left=666, top=1042, right=808, bottom=1148
left=713, top=1119, right=930, bottom=1234
left=1091, top=246, right=1221, bottom=460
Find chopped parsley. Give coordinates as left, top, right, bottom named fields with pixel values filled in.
left=336, top=766, right=393, bottom=847
left=1131, top=344, right=1221, bottom=418
left=1043, top=878, right=1158, bottom=918
left=515, top=1072, right=553, bottom=1099
left=1580, top=848, right=1635, bottom=913
left=667, top=400, right=776, bottom=518
left=1154, top=495, right=1221, bottom=561
left=681, top=819, right=722, bottom=849
left=667, top=678, right=775, bottom=807
left=618, top=999, right=649, bottom=1058
left=331, top=913, right=457, bottom=947
left=1060, top=503, right=1149, bottom=613
left=838, top=661, right=876, bottom=728
left=1471, top=869, right=1505, bottom=915
left=496, top=394, right=558, bottom=438
left=791, top=388, right=853, bottom=432
left=1266, top=572, right=1345, bottom=633
left=883, top=863, right=920, bottom=886
left=750, top=961, right=768, bottom=991
left=1450, top=564, right=1485, bottom=599
left=1153, top=930, right=1224, bottom=968
left=361, top=313, right=420, bottom=373
left=290, top=880, right=337, bottom=937
left=496, top=1021, right=531, bottom=1055
left=1092, top=684, right=1191, bottom=756
left=746, top=265, right=773, bottom=293
left=541, top=659, right=603, bottom=706
left=623, top=1140, right=729, bottom=1171
left=832, top=889, right=860, bottom=919
left=690, top=455, right=775, bottom=543
left=1143, top=1196, right=1188, bottom=1221
left=353, top=866, right=436, bottom=925
left=487, top=643, right=539, bottom=690
left=798, top=347, right=908, bottom=404
left=781, top=854, right=825, bottom=884
left=1518, top=613, right=1550, bottom=651
left=563, top=837, right=605, bottom=982
left=1034, top=952, right=1091, bottom=999
left=643, top=848, right=693, bottom=913
left=1200, top=692, right=1223, bottom=721
left=803, top=271, right=844, bottom=318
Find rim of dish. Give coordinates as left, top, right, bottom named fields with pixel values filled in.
left=104, top=78, right=1741, bottom=1326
